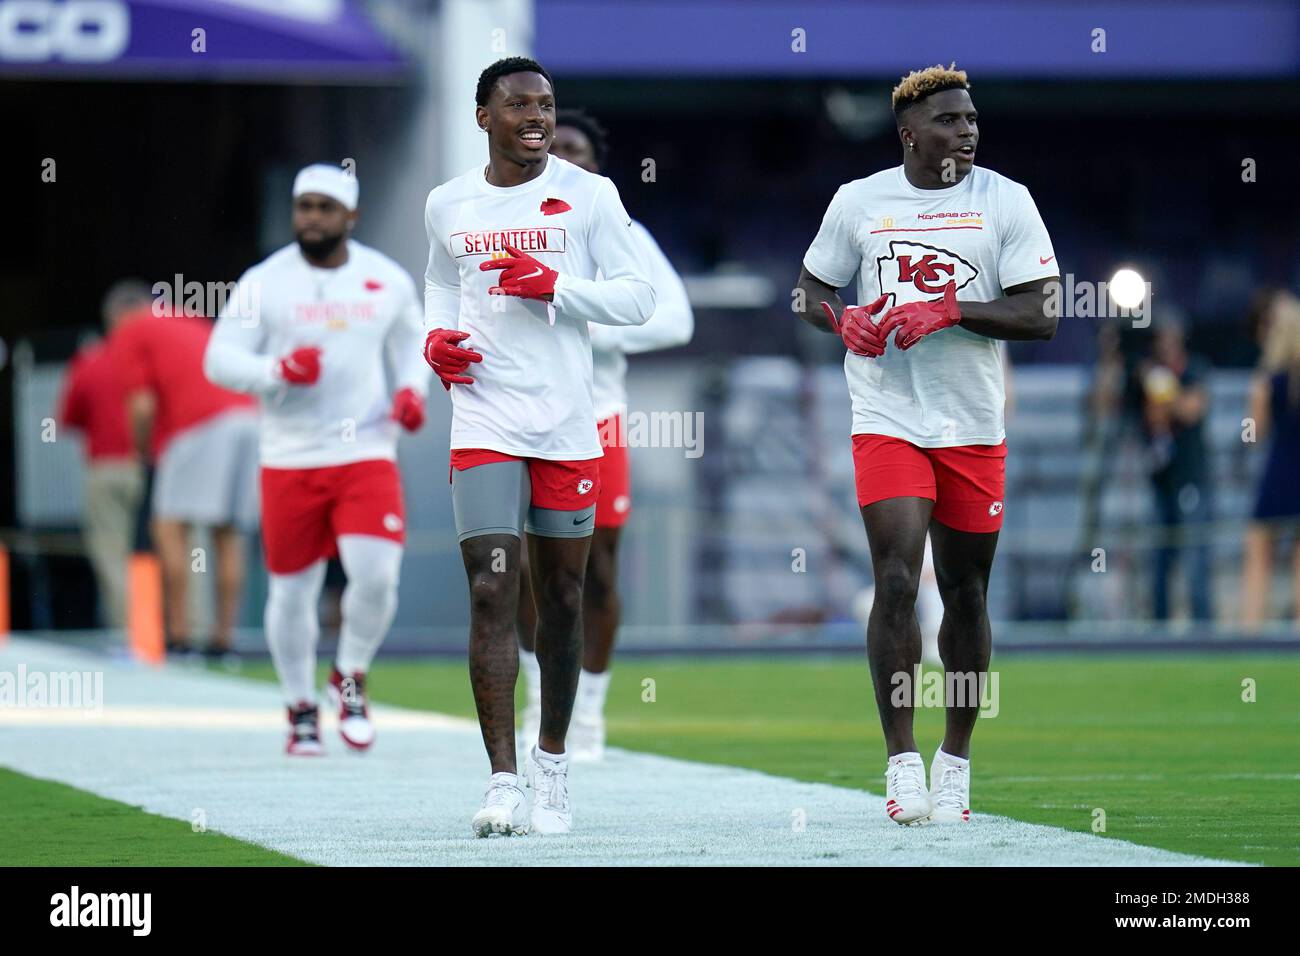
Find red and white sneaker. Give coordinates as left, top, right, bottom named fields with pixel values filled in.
left=286, top=702, right=324, bottom=756
left=884, top=752, right=932, bottom=825
left=928, top=750, right=972, bottom=823
left=327, top=666, right=375, bottom=752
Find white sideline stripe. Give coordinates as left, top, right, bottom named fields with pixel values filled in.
left=995, top=773, right=1300, bottom=783
left=0, top=638, right=1243, bottom=867
left=0, top=706, right=475, bottom=731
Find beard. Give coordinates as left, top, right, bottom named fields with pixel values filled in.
left=296, top=230, right=345, bottom=261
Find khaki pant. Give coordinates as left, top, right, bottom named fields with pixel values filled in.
left=84, top=460, right=144, bottom=629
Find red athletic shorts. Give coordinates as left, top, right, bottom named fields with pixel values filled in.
left=595, top=415, right=631, bottom=529
left=851, top=434, right=1007, bottom=533
left=260, top=458, right=405, bottom=574
left=449, top=449, right=600, bottom=510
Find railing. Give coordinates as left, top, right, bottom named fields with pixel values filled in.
left=7, top=353, right=1294, bottom=642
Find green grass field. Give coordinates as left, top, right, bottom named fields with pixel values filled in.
left=5, top=653, right=1297, bottom=865
left=0, top=768, right=307, bottom=866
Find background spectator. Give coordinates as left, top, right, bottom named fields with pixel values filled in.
left=1141, top=315, right=1213, bottom=622
left=1241, top=291, right=1300, bottom=628
left=57, top=281, right=149, bottom=628
left=107, top=302, right=260, bottom=658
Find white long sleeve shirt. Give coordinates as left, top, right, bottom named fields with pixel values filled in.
left=204, top=240, right=430, bottom=468
left=424, top=155, right=655, bottom=460
left=587, top=219, right=694, bottom=421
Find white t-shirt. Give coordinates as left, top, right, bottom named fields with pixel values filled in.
left=204, top=240, right=430, bottom=468
left=424, top=156, right=655, bottom=460
left=803, top=165, right=1056, bottom=447
left=588, top=219, right=694, bottom=422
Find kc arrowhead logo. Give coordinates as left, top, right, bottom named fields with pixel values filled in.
left=876, top=240, right=978, bottom=307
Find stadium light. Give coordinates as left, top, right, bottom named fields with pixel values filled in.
left=1108, top=268, right=1147, bottom=311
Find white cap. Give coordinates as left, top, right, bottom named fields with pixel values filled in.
left=292, top=163, right=358, bottom=210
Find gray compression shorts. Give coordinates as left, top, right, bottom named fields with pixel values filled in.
left=451, top=459, right=596, bottom=542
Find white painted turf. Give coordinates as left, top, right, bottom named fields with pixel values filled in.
left=1, top=637, right=1239, bottom=866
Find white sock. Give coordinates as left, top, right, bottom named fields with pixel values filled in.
left=335, top=535, right=402, bottom=675
left=519, top=648, right=541, bottom=708
left=889, top=751, right=924, bottom=766
left=935, top=748, right=970, bottom=768
left=576, top=668, right=611, bottom=717
left=535, top=745, right=567, bottom=764
left=265, top=561, right=327, bottom=704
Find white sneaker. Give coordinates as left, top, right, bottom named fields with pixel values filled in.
left=884, top=752, right=933, bottom=825
left=568, top=710, right=606, bottom=762
left=524, top=746, right=573, bottom=835
left=471, top=772, right=529, bottom=838
left=929, top=750, right=972, bottom=823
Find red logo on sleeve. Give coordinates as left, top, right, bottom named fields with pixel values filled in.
left=540, top=197, right=571, bottom=216
left=1039, top=255, right=1055, bottom=265
left=364, top=279, right=383, bottom=291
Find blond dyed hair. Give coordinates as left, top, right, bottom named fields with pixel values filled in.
left=1261, top=291, right=1300, bottom=372
left=892, top=63, right=970, bottom=114
left=1259, top=291, right=1300, bottom=408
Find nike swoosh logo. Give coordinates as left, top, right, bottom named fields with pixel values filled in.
left=1039, top=255, right=1055, bottom=265
left=519, top=267, right=544, bottom=280
left=573, top=515, right=589, bottom=526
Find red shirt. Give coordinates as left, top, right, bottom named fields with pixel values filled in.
left=109, top=307, right=255, bottom=457
left=59, top=341, right=134, bottom=462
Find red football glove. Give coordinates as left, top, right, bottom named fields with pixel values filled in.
left=278, top=346, right=321, bottom=385
left=882, top=281, right=962, bottom=351
left=821, top=295, right=891, bottom=357
left=479, top=244, right=558, bottom=301
left=390, top=387, right=425, bottom=432
left=423, top=328, right=482, bottom=390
